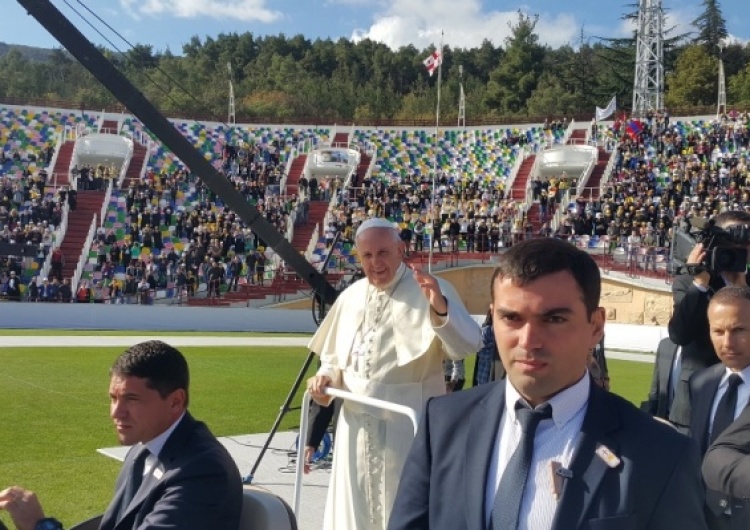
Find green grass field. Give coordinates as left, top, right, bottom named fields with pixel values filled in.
left=0, top=342, right=651, bottom=528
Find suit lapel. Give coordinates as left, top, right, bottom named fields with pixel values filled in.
left=691, top=364, right=724, bottom=454
left=658, top=343, right=676, bottom=401
left=464, top=382, right=506, bottom=530
left=99, top=447, right=139, bottom=530
left=551, top=384, right=620, bottom=530
left=104, top=414, right=195, bottom=530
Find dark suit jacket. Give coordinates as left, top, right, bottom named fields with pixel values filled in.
left=688, top=363, right=749, bottom=527
left=704, top=405, right=750, bottom=498
left=388, top=379, right=707, bottom=530
left=641, top=337, right=679, bottom=419
left=99, top=412, right=243, bottom=530
left=702, top=405, right=750, bottom=529
left=668, top=273, right=723, bottom=426
left=688, top=363, right=725, bottom=456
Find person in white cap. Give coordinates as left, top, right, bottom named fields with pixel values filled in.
left=307, top=217, right=482, bottom=530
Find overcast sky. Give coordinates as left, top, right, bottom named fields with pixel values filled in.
left=5, top=0, right=749, bottom=54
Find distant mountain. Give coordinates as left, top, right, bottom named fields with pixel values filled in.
left=0, top=42, right=55, bottom=62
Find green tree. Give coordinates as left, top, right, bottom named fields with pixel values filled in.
left=692, top=0, right=727, bottom=55
left=484, top=12, right=546, bottom=115
left=526, top=73, right=580, bottom=116
left=728, top=63, right=750, bottom=105
left=665, top=44, right=717, bottom=107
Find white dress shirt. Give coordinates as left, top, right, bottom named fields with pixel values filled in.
left=486, top=374, right=590, bottom=529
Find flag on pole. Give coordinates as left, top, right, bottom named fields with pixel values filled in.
left=595, top=96, right=617, bottom=121
left=423, top=51, right=442, bottom=77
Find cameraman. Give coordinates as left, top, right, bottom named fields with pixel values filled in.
left=668, top=211, right=750, bottom=431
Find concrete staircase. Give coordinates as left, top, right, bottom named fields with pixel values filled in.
left=284, top=154, right=307, bottom=197
left=121, top=143, right=148, bottom=188
left=332, top=132, right=349, bottom=145
left=567, top=129, right=587, bottom=144
left=50, top=141, right=75, bottom=189
left=100, top=119, right=119, bottom=134
left=509, top=155, right=536, bottom=201
left=580, top=147, right=610, bottom=200
left=54, top=190, right=106, bottom=282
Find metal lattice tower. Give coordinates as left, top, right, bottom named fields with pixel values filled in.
left=717, top=42, right=727, bottom=117
left=457, top=65, right=466, bottom=128
left=632, top=0, right=664, bottom=118
left=227, top=62, right=236, bottom=126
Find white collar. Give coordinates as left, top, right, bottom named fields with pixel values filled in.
left=144, top=411, right=186, bottom=458
left=505, top=371, right=590, bottom=429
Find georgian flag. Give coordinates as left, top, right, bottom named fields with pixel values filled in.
left=423, top=51, right=442, bottom=77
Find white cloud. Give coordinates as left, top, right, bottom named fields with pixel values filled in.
left=350, top=0, right=580, bottom=50
left=119, top=0, right=283, bottom=23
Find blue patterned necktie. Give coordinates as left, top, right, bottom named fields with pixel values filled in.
left=491, top=402, right=553, bottom=530
left=710, top=373, right=743, bottom=444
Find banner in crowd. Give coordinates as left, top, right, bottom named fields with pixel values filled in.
left=595, top=96, right=617, bottom=121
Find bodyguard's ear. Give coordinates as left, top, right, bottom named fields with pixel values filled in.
left=591, top=307, right=606, bottom=344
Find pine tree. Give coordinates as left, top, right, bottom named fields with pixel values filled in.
left=692, top=0, right=728, bottom=55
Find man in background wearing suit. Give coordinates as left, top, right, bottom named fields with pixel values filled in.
left=641, top=336, right=680, bottom=420
left=689, top=286, right=750, bottom=529
left=668, top=211, right=750, bottom=430
left=703, top=405, right=750, bottom=499
left=0, top=340, right=243, bottom=530
left=388, top=238, right=707, bottom=530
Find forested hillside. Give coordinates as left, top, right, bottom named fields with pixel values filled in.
left=1, top=4, right=749, bottom=124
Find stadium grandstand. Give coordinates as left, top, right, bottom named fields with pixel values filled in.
left=2, top=101, right=749, bottom=316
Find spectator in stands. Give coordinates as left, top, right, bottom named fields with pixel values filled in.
left=137, top=277, right=151, bottom=305
left=208, top=259, right=224, bottom=298
left=228, top=255, right=242, bottom=292
left=59, top=278, right=72, bottom=304
left=76, top=280, right=90, bottom=303
left=50, top=247, right=63, bottom=282
left=38, top=278, right=52, bottom=302
left=255, top=250, right=266, bottom=287
left=6, top=270, right=21, bottom=301
left=27, top=276, right=39, bottom=302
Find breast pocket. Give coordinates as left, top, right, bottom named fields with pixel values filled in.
left=584, top=514, right=638, bottom=530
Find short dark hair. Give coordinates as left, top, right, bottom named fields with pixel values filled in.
left=110, top=340, right=189, bottom=405
left=491, top=238, right=601, bottom=318
left=710, top=286, right=750, bottom=309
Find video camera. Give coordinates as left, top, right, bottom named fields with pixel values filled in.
left=671, top=217, right=750, bottom=275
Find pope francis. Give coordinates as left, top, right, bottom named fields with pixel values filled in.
left=308, top=218, right=483, bottom=530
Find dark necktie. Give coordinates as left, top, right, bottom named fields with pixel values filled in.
left=710, top=373, right=743, bottom=444
left=118, top=446, right=150, bottom=522
left=492, top=402, right=553, bottom=530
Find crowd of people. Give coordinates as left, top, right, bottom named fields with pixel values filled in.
left=4, top=110, right=750, bottom=302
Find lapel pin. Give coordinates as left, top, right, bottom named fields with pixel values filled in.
left=595, top=445, right=621, bottom=469
left=153, top=467, right=164, bottom=480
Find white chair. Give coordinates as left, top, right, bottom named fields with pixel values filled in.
left=239, top=486, right=297, bottom=530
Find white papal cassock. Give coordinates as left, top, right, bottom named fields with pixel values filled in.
left=308, top=263, right=482, bottom=530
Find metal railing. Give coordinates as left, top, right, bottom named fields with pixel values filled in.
left=100, top=179, right=113, bottom=227
left=72, top=214, right=97, bottom=292
left=294, top=387, right=419, bottom=518
left=116, top=137, right=135, bottom=188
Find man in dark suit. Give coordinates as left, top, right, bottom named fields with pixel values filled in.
left=668, top=211, right=750, bottom=430
left=0, top=340, right=242, bottom=530
left=388, top=238, right=707, bottom=530
left=688, top=286, right=750, bottom=529
left=703, top=405, right=750, bottom=498
left=641, top=336, right=680, bottom=420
